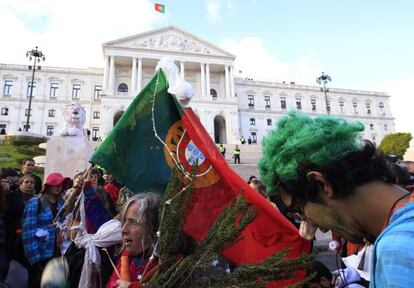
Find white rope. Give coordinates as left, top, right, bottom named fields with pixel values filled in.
left=151, top=70, right=191, bottom=180
left=150, top=69, right=198, bottom=244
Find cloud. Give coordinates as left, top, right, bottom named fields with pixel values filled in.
left=205, top=0, right=234, bottom=23
left=0, top=0, right=160, bottom=68
left=206, top=1, right=221, bottom=23
left=220, top=37, right=322, bottom=84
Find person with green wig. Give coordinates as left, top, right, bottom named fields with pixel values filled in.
left=259, top=111, right=414, bottom=287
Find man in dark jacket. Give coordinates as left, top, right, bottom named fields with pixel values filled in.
left=21, top=158, right=42, bottom=194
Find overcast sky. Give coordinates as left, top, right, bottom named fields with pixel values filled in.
left=1, top=0, right=413, bottom=144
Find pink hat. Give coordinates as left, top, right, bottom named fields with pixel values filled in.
left=41, top=172, right=73, bottom=193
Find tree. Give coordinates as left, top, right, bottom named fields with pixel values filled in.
left=379, top=132, right=412, bottom=160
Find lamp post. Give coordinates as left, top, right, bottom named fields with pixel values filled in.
left=316, top=72, right=332, bottom=115
left=25, top=46, right=45, bottom=131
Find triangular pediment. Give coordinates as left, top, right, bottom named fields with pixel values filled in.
left=104, top=26, right=234, bottom=58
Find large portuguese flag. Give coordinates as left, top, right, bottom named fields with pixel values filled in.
left=91, top=69, right=310, bottom=285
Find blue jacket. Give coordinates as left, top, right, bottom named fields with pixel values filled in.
left=22, top=196, right=63, bottom=265
left=371, top=201, right=414, bottom=287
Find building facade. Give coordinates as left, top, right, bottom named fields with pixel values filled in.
left=0, top=26, right=395, bottom=144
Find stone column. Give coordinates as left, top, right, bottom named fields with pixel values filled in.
left=109, top=56, right=115, bottom=91
left=131, top=58, right=137, bottom=92
left=230, top=65, right=235, bottom=98
left=137, top=58, right=143, bottom=92
left=206, top=63, right=211, bottom=98
left=224, top=65, right=230, bottom=98
left=103, top=56, right=109, bottom=90
left=180, top=61, right=185, bottom=79
left=200, top=63, right=205, bottom=98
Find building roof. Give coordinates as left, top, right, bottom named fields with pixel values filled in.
left=103, top=25, right=235, bottom=59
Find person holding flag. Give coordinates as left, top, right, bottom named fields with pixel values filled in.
left=106, top=193, right=160, bottom=288
left=91, top=58, right=310, bottom=287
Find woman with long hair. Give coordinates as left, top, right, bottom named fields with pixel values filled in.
left=22, top=172, right=72, bottom=288
left=106, top=192, right=160, bottom=288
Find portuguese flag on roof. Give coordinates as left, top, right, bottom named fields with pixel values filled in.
left=90, top=68, right=310, bottom=286
left=154, top=3, right=165, bottom=13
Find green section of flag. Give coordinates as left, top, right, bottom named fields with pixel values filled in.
left=90, top=70, right=180, bottom=194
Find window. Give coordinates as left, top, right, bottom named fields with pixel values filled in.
left=353, top=101, right=358, bottom=114
left=27, top=81, right=36, bottom=97
left=94, top=85, right=102, bottom=101
left=250, top=118, right=256, bottom=125
left=267, top=119, right=272, bottom=126
left=384, top=124, right=388, bottom=131
left=326, top=99, right=331, bottom=113
left=46, top=125, right=54, bottom=136
left=280, top=97, right=287, bottom=110
left=48, top=109, right=55, bottom=117
left=117, top=83, right=128, bottom=93
left=379, top=102, right=385, bottom=115
left=210, top=89, right=217, bottom=98
left=50, top=82, right=59, bottom=98
left=366, top=102, right=371, bottom=114
left=296, top=98, right=302, bottom=110
left=3, top=80, right=13, bottom=96
left=25, top=109, right=32, bottom=116
left=92, top=127, right=100, bottom=141
left=93, top=111, right=100, bottom=119
left=250, top=132, right=257, bottom=143
left=0, top=124, right=6, bottom=134
left=339, top=100, right=345, bottom=113
left=248, top=95, right=255, bottom=107
left=311, top=99, right=316, bottom=111
left=72, top=83, right=81, bottom=99
left=264, top=95, right=271, bottom=108
left=1, top=107, right=8, bottom=116
left=370, top=123, right=374, bottom=131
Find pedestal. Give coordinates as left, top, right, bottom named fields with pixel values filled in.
left=45, top=135, right=94, bottom=178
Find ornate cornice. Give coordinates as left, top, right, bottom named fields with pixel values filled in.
left=103, top=26, right=235, bottom=58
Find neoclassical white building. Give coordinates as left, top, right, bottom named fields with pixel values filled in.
left=0, top=26, right=395, bottom=144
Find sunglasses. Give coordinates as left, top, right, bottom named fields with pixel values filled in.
left=286, top=211, right=307, bottom=222
left=277, top=180, right=307, bottom=222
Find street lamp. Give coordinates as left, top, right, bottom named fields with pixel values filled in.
left=316, top=72, right=332, bottom=115
left=25, top=46, right=45, bottom=131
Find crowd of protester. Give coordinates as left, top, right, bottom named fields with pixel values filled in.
left=0, top=159, right=134, bottom=288
left=1, top=113, right=414, bottom=287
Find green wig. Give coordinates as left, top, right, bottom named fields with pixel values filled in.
left=259, top=111, right=365, bottom=195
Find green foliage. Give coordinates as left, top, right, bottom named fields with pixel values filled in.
left=379, top=132, right=412, bottom=159
left=156, top=168, right=195, bottom=265
left=0, top=142, right=45, bottom=180
left=4, top=135, right=47, bottom=146
left=15, top=145, right=45, bottom=157
left=147, top=170, right=313, bottom=288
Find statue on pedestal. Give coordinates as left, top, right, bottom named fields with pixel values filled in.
left=60, top=103, right=86, bottom=137
left=45, top=103, right=93, bottom=178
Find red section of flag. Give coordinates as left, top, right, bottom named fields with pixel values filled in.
left=154, top=3, right=165, bottom=13
left=180, top=108, right=310, bottom=286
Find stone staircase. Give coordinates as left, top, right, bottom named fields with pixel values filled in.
left=222, top=144, right=262, bottom=181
